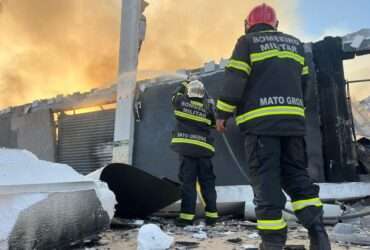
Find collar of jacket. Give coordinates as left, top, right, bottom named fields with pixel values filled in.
left=247, top=24, right=275, bottom=34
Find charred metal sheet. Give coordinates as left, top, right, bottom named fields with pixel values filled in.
left=7, top=190, right=110, bottom=250
left=313, top=37, right=358, bottom=182
left=304, top=44, right=326, bottom=182
left=100, top=163, right=181, bottom=219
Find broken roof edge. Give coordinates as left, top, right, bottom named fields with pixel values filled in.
left=138, top=59, right=228, bottom=91
left=0, top=59, right=228, bottom=116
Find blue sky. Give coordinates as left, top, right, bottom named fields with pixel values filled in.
left=292, top=0, right=370, bottom=100
left=298, top=0, right=370, bottom=37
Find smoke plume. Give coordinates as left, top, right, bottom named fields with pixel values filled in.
left=0, top=0, right=368, bottom=109
left=139, top=0, right=300, bottom=71
left=0, top=0, right=121, bottom=108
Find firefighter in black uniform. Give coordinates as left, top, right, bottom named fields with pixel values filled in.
left=171, top=79, right=218, bottom=227
left=216, top=4, right=330, bottom=250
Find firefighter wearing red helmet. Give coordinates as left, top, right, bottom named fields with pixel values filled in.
left=216, top=3, right=331, bottom=250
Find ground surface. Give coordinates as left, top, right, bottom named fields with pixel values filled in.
left=76, top=219, right=368, bottom=250
left=98, top=230, right=364, bottom=250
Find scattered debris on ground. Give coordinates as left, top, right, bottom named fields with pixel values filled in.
left=72, top=217, right=370, bottom=250
left=137, top=224, right=174, bottom=250
left=332, top=223, right=370, bottom=246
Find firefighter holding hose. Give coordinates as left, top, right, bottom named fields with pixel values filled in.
left=171, top=79, right=218, bottom=227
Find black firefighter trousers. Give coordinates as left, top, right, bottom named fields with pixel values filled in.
left=245, top=135, right=323, bottom=247
left=178, top=156, right=218, bottom=221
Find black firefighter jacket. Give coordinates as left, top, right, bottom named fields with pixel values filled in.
left=171, top=82, right=216, bottom=158
left=216, top=24, right=309, bottom=136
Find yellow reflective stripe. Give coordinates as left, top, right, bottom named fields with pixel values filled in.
left=205, top=211, right=219, bottom=218
left=217, top=100, right=236, bottom=113
left=226, top=59, right=252, bottom=75
left=302, top=66, right=309, bottom=75
left=180, top=213, right=195, bottom=221
left=174, top=110, right=211, bottom=125
left=292, top=198, right=323, bottom=212
left=250, top=49, right=305, bottom=65
left=190, top=100, right=204, bottom=108
left=171, top=138, right=215, bottom=152
left=257, top=218, right=287, bottom=230
left=236, top=106, right=305, bottom=125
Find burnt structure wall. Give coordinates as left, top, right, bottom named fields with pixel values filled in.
left=0, top=110, right=56, bottom=162
left=313, top=37, right=358, bottom=182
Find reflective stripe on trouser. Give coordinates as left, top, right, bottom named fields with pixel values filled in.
left=236, top=106, right=305, bottom=125
left=244, top=136, right=321, bottom=242
left=205, top=211, right=218, bottom=219
left=180, top=213, right=195, bottom=221
left=179, top=157, right=217, bottom=219
left=292, top=198, right=323, bottom=212
left=171, top=138, right=215, bottom=152
left=257, top=218, right=287, bottom=230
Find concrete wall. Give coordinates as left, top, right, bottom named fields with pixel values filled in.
left=0, top=110, right=56, bottom=161
left=0, top=114, right=17, bottom=148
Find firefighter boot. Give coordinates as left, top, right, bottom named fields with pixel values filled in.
left=259, top=242, right=284, bottom=250
left=205, top=217, right=217, bottom=227
left=175, top=217, right=194, bottom=227
left=259, top=231, right=286, bottom=250
left=308, top=222, right=331, bottom=250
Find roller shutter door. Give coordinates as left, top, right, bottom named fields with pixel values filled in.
left=57, top=110, right=115, bottom=174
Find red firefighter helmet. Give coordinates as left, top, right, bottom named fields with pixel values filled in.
left=246, top=3, right=278, bottom=30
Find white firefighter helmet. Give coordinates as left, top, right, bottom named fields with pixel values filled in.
left=187, top=80, right=205, bottom=98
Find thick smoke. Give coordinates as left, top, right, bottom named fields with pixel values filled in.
left=0, top=0, right=301, bottom=108
left=139, top=0, right=299, bottom=71
left=0, top=0, right=368, bottom=109
left=0, top=0, right=121, bottom=108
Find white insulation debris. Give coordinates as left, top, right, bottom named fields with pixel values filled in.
left=0, top=148, right=117, bottom=249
